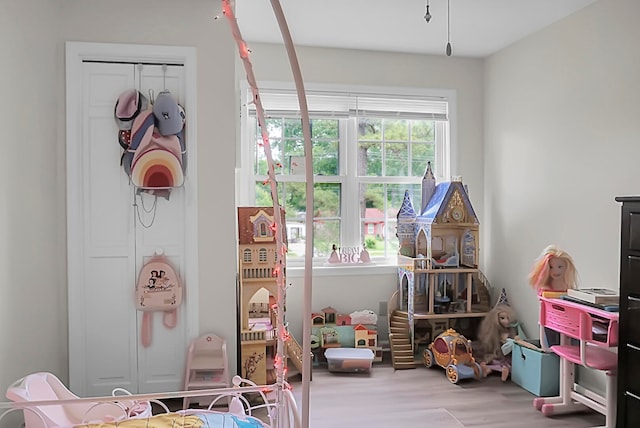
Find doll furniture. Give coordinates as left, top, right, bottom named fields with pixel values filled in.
left=534, top=296, right=618, bottom=428
left=182, top=334, right=230, bottom=409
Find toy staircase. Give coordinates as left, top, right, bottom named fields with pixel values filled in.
left=285, top=333, right=306, bottom=374
left=389, top=310, right=415, bottom=369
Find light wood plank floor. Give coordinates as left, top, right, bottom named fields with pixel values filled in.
left=288, top=362, right=605, bottom=427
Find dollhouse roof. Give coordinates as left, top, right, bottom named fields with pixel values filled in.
left=397, top=190, right=417, bottom=220
left=237, top=206, right=287, bottom=245
left=419, top=181, right=478, bottom=224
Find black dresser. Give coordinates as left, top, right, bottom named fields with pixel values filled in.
left=616, top=196, right=640, bottom=427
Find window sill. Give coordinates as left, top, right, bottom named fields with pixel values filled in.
left=285, top=262, right=398, bottom=278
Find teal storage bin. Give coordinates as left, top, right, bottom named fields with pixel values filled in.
left=511, top=340, right=559, bottom=397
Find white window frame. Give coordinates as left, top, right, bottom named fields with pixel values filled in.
left=237, top=81, right=457, bottom=268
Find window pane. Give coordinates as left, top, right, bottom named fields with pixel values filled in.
left=359, top=142, right=382, bottom=176
left=314, top=219, right=340, bottom=258
left=383, top=119, right=409, bottom=141
left=411, top=120, right=434, bottom=142
left=255, top=118, right=284, bottom=175
left=257, top=182, right=342, bottom=260
left=385, top=143, right=408, bottom=176
left=284, top=118, right=303, bottom=138
left=311, top=119, right=339, bottom=175
left=389, top=184, right=420, bottom=215
left=360, top=183, right=385, bottom=257
left=359, top=183, right=422, bottom=258
left=358, top=118, right=381, bottom=141
left=313, top=140, right=338, bottom=176
left=411, top=142, right=434, bottom=177
left=385, top=219, right=399, bottom=257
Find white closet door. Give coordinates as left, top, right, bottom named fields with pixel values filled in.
left=68, top=60, right=188, bottom=397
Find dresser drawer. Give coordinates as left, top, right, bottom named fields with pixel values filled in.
left=622, top=344, right=640, bottom=397
left=630, top=212, right=640, bottom=251
left=624, top=296, right=640, bottom=343
left=622, top=391, right=640, bottom=427
left=627, top=257, right=640, bottom=294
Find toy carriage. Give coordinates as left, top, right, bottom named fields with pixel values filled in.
left=422, top=328, right=482, bottom=384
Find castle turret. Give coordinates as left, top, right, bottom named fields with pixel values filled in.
left=397, top=190, right=417, bottom=257
left=421, top=161, right=436, bottom=214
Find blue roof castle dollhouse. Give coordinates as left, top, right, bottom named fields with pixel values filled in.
left=390, top=165, right=491, bottom=369
left=396, top=161, right=479, bottom=270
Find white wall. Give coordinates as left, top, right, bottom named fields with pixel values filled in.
left=1, top=0, right=65, bottom=394
left=0, top=0, right=237, bottom=391
left=484, top=0, right=638, bottom=391
left=484, top=0, right=639, bottom=334
left=243, top=44, right=485, bottom=341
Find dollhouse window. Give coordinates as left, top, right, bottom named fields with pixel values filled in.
left=259, top=248, right=268, bottom=262
left=243, top=249, right=252, bottom=262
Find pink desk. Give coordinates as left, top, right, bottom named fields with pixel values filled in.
left=535, top=297, right=619, bottom=428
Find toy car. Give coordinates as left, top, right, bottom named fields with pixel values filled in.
left=422, top=328, right=482, bottom=384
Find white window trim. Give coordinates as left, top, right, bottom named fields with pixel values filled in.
left=237, top=81, right=457, bottom=268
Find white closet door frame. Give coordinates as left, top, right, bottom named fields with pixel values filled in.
left=65, top=42, right=199, bottom=395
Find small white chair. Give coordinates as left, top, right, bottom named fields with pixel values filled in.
left=183, top=333, right=230, bottom=409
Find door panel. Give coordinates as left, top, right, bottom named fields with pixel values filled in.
left=69, top=60, right=189, bottom=396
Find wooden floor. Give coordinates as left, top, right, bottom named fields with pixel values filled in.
left=288, top=361, right=606, bottom=428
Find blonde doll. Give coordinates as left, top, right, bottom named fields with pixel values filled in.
left=528, top=245, right=578, bottom=294
left=478, top=303, right=519, bottom=381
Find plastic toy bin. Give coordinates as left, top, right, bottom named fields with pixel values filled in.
left=324, top=348, right=374, bottom=373
left=511, top=340, right=560, bottom=397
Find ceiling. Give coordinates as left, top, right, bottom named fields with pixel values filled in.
left=235, top=0, right=597, bottom=58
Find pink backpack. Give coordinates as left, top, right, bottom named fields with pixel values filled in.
left=135, top=253, right=183, bottom=347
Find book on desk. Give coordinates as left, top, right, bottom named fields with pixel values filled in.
left=562, top=288, right=619, bottom=312
left=567, top=287, right=619, bottom=304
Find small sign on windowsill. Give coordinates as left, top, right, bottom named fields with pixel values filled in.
left=325, top=245, right=375, bottom=266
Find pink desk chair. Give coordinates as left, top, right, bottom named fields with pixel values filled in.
left=534, top=297, right=618, bottom=428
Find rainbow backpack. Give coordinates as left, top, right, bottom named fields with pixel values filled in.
left=135, top=253, right=183, bottom=347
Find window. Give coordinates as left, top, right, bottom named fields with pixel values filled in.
left=259, top=248, right=268, bottom=263
left=239, top=83, right=453, bottom=265
left=243, top=248, right=252, bottom=263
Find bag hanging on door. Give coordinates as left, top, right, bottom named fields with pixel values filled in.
left=135, top=252, right=183, bottom=347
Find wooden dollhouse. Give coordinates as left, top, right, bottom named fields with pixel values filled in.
left=389, top=163, right=491, bottom=369
left=237, top=207, right=305, bottom=384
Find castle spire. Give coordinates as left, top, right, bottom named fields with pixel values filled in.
left=421, top=161, right=436, bottom=214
